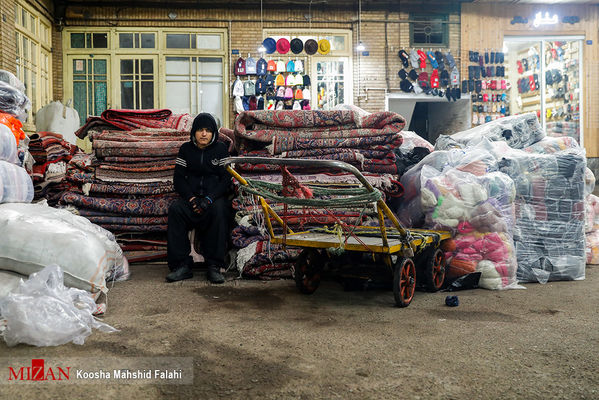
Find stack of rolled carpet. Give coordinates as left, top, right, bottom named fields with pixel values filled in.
left=230, top=107, right=407, bottom=279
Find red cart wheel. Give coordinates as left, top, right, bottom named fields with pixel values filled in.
left=425, top=248, right=446, bottom=292
left=393, top=257, right=416, bottom=307
left=294, top=249, right=323, bottom=294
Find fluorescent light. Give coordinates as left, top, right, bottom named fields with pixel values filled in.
left=258, top=45, right=266, bottom=53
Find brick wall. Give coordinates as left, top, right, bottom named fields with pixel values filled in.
left=52, top=5, right=461, bottom=126
left=0, top=0, right=17, bottom=73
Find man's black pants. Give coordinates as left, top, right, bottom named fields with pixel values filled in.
left=167, top=197, right=229, bottom=271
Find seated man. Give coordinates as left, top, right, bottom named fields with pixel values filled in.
left=166, top=113, right=231, bottom=283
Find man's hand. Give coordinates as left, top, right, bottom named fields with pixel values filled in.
left=189, top=196, right=203, bottom=215
left=189, top=196, right=212, bottom=215
left=198, top=196, right=213, bottom=211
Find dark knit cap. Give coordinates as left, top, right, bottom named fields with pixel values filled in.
left=191, top=112, right=219, bottom=146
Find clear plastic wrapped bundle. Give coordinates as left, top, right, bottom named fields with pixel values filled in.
left=0, top=202, right=125, bottom=295
left=448, top=113, right=545, bottom=149
left=497, top=147, right=586, bottom=282
left=0, top=69, right=25, bottom=94
left=434, top=134, right=465, bottom=151
left=0, top=123, right=18, bottom=164
left=398, top=130, right=434, bottom=152
left=398, top=148, right=518, bottom=289
left=0, top=160, right=33, bottom=203
left=0, top=81, right=31, bottom=121
left=399, top=146, right=498, bottom=227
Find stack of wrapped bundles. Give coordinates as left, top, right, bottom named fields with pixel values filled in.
left=230, top=107, right=407, bottom=279
left=0, top=69, right=31, bottom=123
left=434, top=114, right=586, bottom=284
left=29, top=132, right=77, bottom=205
left=399, top=142, right=518, bottom=290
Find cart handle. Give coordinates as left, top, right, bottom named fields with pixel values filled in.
left=220, top=156, right=408, bottom=238
left=220, top=156, right=377, bottom=193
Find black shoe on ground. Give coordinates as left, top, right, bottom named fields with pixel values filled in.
left=166, top=265, right=193, bottom=282
left=207, top=267, right=225, bottom=284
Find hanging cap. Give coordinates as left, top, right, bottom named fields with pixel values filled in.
left=276, top=38, right=290, bottom=54
left=290, top=38, right=304, bottom=54
left=317, top=39, right=331, bottom=55
left=262, top=38, right=276, bottom=54
left=304, top=39, right=318, bottom=55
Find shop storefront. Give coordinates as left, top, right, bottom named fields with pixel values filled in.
left=461, top=3, right=599, bottom=159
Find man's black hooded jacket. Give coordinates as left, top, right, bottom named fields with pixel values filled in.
left=173, top=126, right=230, bottom=202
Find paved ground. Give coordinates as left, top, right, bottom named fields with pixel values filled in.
left=1, top=263, right=598, bottom=399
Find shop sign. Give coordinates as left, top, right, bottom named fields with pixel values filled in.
left=532, top=12, right=558, bottom=27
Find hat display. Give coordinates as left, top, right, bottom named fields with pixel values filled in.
left=245, top=56, right=257, bottom=75
left=304, top=39, right=318, bottom=55
left=284, top=87, right=294, bottom=99
left=303, top=74, right=311, bottom=87
left=290, top=38, right=304, bottom=54
left=294, top=88, right=303, bottom=100
left=275, top=74, right=286, bottom=87
left=263, top=38, right=276, bottom=54
left=302, top=88, right=311, bottom=100
left=276, top=38, right=290, bottom=54
left=243, top=80, right=256, bottom=96
left=267, top=60, right=277, bottom=72
left=276, top=60, right=286, bottom=72
left=232, top=78, right=244, bottom=97
left=234, top=57, right=246, bottom=76
left=256, top=58, right=267, bottom=75
left=286, top=60, right=295, bottom=73
left=317, top=39, right=331, bottom=55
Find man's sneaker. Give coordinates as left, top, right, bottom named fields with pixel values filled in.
left=207, top=267, right=225, bottom=284
left=166, top=265, right=193, bottom=282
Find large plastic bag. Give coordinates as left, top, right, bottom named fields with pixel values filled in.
left=35, top=100, right=81, bottom=145
left=0, top=123, right=18, bottom=163
left=0, top=271, right=23, bottom=298
left=448, top=113, right=545, bottom=149
left=497, top=147, right=586, bottom=282
left=0, top=112, right=26, bottom=145
left=398, top=145, right=519, bottom=290
left=0, top=202, right=125, bottom=295
left=0, top=160, right=33, bottom=202
left=0, top=264, right=116, bottom=347
left=0, top=81, right=31, bottom=122
left=0, top=69, right=25, bottom=94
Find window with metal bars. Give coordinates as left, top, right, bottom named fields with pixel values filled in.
left=409, top=14, right=448, bottom=47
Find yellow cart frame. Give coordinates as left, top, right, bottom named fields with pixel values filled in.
left=223, top=156, right=451, bottom=307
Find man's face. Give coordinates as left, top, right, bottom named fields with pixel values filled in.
left=194, top=128, right=213, bottom=148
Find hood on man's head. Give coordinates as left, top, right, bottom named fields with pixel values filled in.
left=191, top=112, right=219, bottom=146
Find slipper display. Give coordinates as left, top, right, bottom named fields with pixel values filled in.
left=410, top=49, right=420, bottom=69
left=417, top=50, right=427, bottom=69
left=435, top=51, right=445, bottom=70
left=430, top=69, right=440, bottom=88
left=398, top=50, right=410, bottom=68
left=427, top=51, right=439, bottom=69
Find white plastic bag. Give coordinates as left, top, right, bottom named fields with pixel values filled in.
left=35, top=100, right=81, bottom=145
left=0, top=202, right=124, bottom=294
left=0, top=123, right=18, bottom=163
left=0, top=264, right=116, bottom=347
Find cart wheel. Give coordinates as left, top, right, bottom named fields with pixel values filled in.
left=294, top=249, right=323, bottom=295
left=425, top=248, right=446, bottom=292
left=393, top=257, right=416, bottom=307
